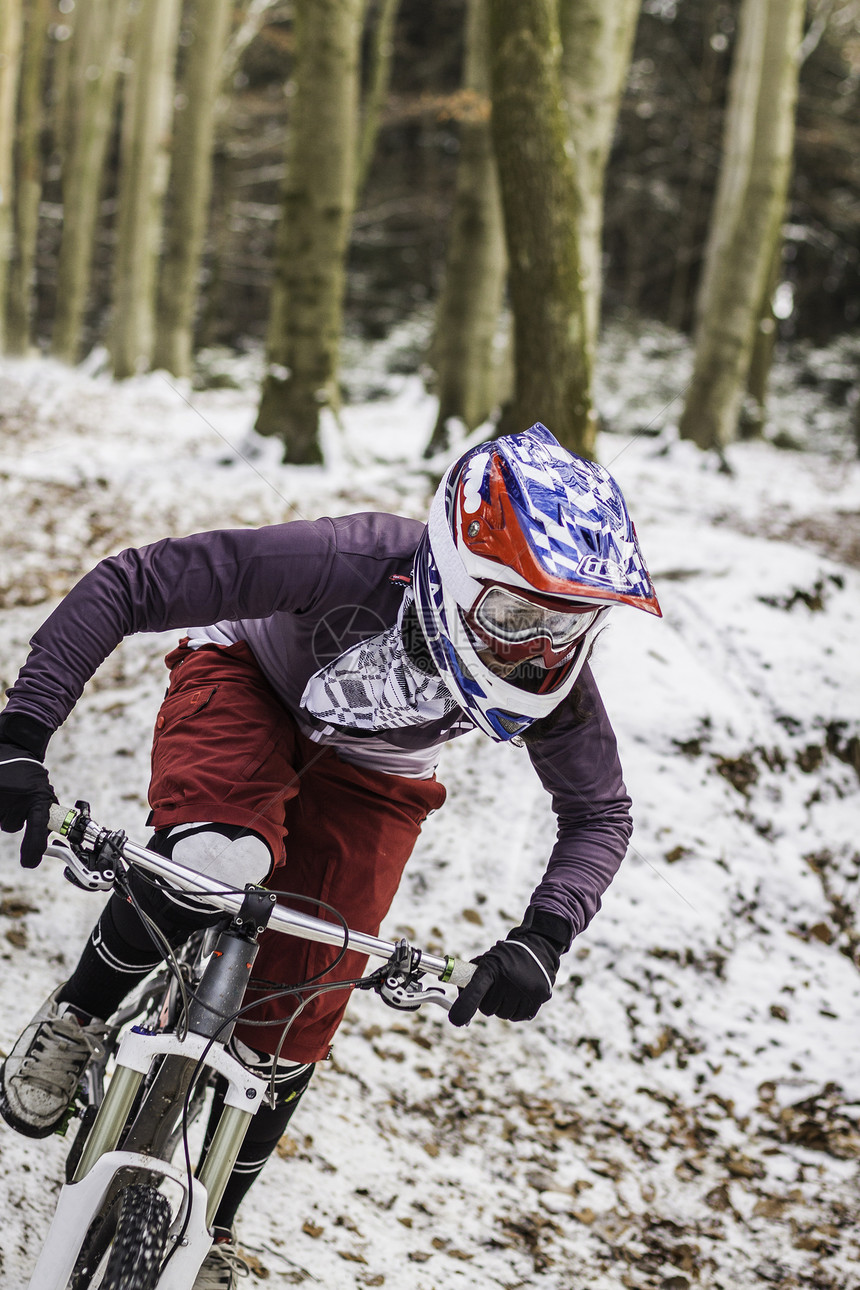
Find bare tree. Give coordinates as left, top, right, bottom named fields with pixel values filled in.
left=679, top=0, right=805, bottom=450
left=153, top=0, right=233, bottom=378
left=665, top=11, right=724, bottom=331
left=221, top=0, right=287, bottom=89
left=0, top=0, right=22, bottom=354
left=355, top=0, right=400, bottom=198
left=427, top=0, right=506, bottom=453
left=50, top=9, right=77, bottom=168
left=559, top=0, right=641, bottom=363
left=488, top=0, right=592, bottom=454
left=744, top=10, right=832, bottom=431
left=51, top=0, right=130, bottom=365
left=110, top=0, right=182, bottom=379
left=5, top=0, right=51, bottom=354
left=255, top=0, right=364, bottom=463
left=744, top=235, right=782, bottom=435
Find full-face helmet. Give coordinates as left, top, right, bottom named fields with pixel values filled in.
left=412, top=423, right=661, bottom=741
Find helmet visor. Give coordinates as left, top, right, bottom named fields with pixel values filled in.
left=468, top=585, right=602, bottom=667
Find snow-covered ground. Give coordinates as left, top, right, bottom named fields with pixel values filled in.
left=0, top=327, right=859, bottom=1289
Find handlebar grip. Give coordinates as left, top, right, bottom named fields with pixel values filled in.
left=446, top=957, right=475, bottom=989
left=48, top=803, right=75, bottom=835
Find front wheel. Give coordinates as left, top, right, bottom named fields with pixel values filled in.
left=73, top=1183, right=173, bottom=1289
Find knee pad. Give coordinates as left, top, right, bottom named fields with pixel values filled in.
left=153, top=822, right=272, bottom=887
left=130, top=822, right=273, bottom=933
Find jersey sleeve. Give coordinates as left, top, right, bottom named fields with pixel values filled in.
left=525, top=666, right=633, bottom=943
left=3, top=521, right=338, bottom=735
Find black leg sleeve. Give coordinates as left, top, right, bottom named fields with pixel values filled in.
left=58, top=890, right=165, bottom=1020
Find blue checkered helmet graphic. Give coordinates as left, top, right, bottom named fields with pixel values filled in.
left=412, top=424, right=661, bottom=741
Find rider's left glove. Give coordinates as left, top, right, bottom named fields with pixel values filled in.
left=448, top=907, right=571, bottom=1027
left=0, top=713, right=56, bottom=869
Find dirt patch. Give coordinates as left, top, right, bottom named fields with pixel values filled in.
left=717, top=509, right=860, bottom=569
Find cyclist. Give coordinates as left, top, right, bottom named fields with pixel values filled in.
left=0, top=423, right=660, bottom=1286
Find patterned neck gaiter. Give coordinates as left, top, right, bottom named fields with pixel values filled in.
left=301, top=592, right=458, bottom=732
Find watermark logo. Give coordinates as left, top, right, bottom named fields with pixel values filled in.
left=310, top=604, right=389, bottom=668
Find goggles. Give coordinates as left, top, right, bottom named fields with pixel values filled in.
left=465, top=584, right=603, bottom=669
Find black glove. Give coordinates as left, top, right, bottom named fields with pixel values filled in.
left=0, top=712, right=56, bottom=869
left=448, top=907, right=571, bottom=1027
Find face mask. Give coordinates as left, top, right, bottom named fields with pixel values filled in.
left=301, top=591, right=458, bottom=733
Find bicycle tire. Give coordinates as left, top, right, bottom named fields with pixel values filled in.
left=71, top=1183, right=172, bottom=1290
left=69, top=1189, right=120, bottom=1290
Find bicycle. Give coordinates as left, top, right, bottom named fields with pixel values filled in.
left=17, top=799, right=474, bottom=1289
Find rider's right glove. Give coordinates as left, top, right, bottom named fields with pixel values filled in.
left=0, top=712, right=56, bottom=869
left=448, top=907, right=571, bottom=1027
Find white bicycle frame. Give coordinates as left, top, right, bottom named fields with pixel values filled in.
left=23, top=803, right=474, bottom=1289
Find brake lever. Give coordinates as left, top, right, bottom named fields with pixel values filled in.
left=47, top=837, right=116, bottom=893
left=378, top=976, right=452, bottom=1012
left=362, top=937, right=453, bottom=1012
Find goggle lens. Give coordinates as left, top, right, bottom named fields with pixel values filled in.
left=474, top=587, right=599, bottom=650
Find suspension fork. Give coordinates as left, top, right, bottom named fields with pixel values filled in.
left=73, top=887, right=276, bottom=1222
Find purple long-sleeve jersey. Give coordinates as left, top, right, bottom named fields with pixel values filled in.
left=4, top=513, right=633, bottom=940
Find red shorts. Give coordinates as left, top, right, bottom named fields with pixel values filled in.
left=148, top=641, right=446, bottom=1061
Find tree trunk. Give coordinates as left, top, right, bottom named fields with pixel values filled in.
left=355, top=0, right=399, bottom=198
left=255, top=0, right=363, bottom=464
left=426, top=0, right=506, bottom=454
left=488, top=0, right=591, bottom=455
left=221, top=0, right=283, bottom=88
left=0, top=0, right=23, bottom=354
left=109, top=0, right=182, bottom=380
left=51, top=6, right=77, bottom=168
left=5, top=0, right=50, bottom=354
left=679, top=0, right=804, bottom=451
left=743, top=233, right=782, bottom=436
left=558, top=0, right=641, bottom=363
left=666, top=12, right=722, bottom=331
left=51, top=0, right=129, bottom=364
left=153, top=0, right=233, bottom=378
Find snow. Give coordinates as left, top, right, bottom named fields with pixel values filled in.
left=1, top=327, right=859, bottom=1288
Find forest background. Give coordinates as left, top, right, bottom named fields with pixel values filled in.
left=0, top=0, right=858, bottom=466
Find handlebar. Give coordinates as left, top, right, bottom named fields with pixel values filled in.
left=47, top=803, right=475, bottom=989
